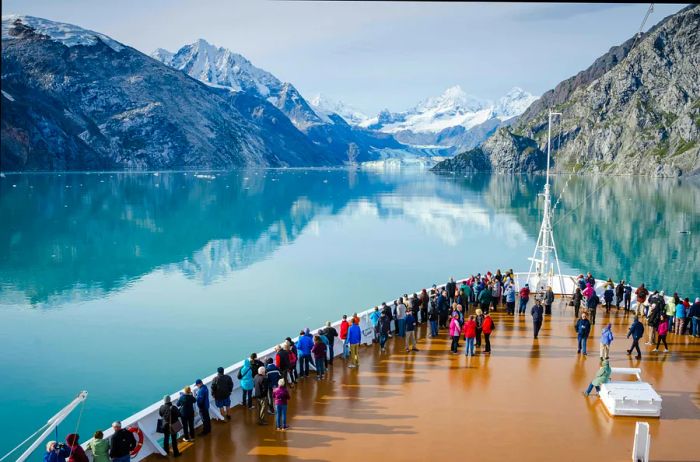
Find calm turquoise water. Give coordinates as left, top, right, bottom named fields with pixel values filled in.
left=1, top=170, right=698, bottom=456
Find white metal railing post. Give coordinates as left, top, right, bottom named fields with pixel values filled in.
left=632, top=421, right=650, bottom=462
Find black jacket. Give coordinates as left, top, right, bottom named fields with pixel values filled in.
left=253, top=374, right=268, bottom=398
left=380, top=316, right=391, bottom=334
left=109, top=428, right=137, bottom=458
left=323, top=326, right=338, bottom=344
left=531, top=304, right=544, bottom=322
left=446, top=281, right=457, bottom=298
left=587, top=293, right=599, bottom=309
left=211, top=373, right=233, bottom=400
left=159, top=403, right=181, bottom=433
left=177, top=393, right=196, bottom=417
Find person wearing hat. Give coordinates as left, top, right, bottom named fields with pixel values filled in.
left=177, top=386, right=197, bottom=441
left=583, top=359, right=611, bottom=396
left=211, top=366, right=234, bottom=420
left=158, top=395, right=181, bottom=457
left=65, top=433, right=88, bottom=462
left=194, top=379, right=211, bottom=435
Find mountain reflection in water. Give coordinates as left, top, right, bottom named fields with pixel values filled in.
left=1, top=171, right=698, bottom=308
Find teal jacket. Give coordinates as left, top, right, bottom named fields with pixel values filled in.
left=239, top=359, right=254, bottom=391
left=591, top=360, right=612, bottom=386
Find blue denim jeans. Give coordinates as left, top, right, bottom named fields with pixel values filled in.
left=519, top=298, right=528, bottom=313
left=300, top=354, right=312, bottom=377
left=585, top=383, right=600, bottom=395
left=315, top=357, right=325, bottom=377
left=276, top=404, right=287, bottom=428
left=693, top=317, right=700, bottom=336
left=465, top=337, right=475, bottom=356
left=398, top=319, right=406, bottom=337
left=343, top=337, right=349, bottom=358
left=379, top=332, right=388, bottom=349
left=112, top=457, right=130, bottom=462
left=578, top=334, right=588, bottom=354
left=429, top=320, right=438, bottom=336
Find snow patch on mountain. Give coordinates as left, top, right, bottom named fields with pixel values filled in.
left=2, top=15, right=124, bottom=52
left=309, top=94, right=369, bottom=125
left=360, top=85, right=538, bottom=135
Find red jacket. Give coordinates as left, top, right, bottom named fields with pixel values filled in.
left=519, top=287, right=530, bottom=299
left=482, top=316, right=494, bottom=335
left=340, top=320, right=349, bottom=339
left=463, top=320, right=477, bottom=338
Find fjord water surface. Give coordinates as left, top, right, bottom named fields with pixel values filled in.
left=0, top=170, right=698, bottom=454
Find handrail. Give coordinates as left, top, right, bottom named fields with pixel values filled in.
left=82, top=272, right=639, bottom=460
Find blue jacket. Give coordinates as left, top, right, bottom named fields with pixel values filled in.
left=604, top=289, right=614, bottom=302
left=296, top=335, right=314, bottom=356
left=504, top=286, right=516, bottom=303
left=576, top=318, right=591, bottom=337
left=675, top=303, right=685, bottom=318
left=405, top=313, right=416, bottom=332
left=370, top=310, right=381, bottom=326
left=266, top=364, right=281, bottom=388
left=239, top=359, right=254, bottom=391
left=348, top=324, right=362, bottom=344
left=600, top=326, right=614, bottom=345
left=196, top=384, right=209, bottom=409
left=44, top=444, right=71, bottom=462
left=627, top=320, right=644, bottom=340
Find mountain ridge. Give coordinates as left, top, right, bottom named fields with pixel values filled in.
left=434, top=5, right=700, bottom=177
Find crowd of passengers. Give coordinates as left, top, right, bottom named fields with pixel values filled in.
left=44, top=269, right=700, bottom=460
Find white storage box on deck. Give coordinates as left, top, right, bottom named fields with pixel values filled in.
left=599, top=368, right=662, bottom=417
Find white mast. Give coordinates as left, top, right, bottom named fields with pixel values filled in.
left=526, top=110, right=565, bottom=296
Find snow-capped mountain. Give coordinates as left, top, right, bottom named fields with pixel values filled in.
left=152, top=39, right=324, bottom=130
left=493, top=87, right=539, bottom=121
left=357, top=85, right=537, bottom=150
left=361, top=85, right=537, bottom=134
left=153, top=39, right=438, bottom=162
left=309, top=94, right=369, bottom=125
left=2, top=15, right=338, bottom=170
left=1, top=14, right=124, bottom=51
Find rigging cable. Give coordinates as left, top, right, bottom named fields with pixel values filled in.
left=551, top=3, right=654, bottom=226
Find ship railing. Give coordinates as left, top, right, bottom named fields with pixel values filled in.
left=81, top=272, right=627, bottom=461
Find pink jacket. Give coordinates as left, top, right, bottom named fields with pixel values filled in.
left=657, top=321, right=669, bottom=336
left=449, top=318, right=461, bottom=337
left=582, top=283, right=595, bottom=299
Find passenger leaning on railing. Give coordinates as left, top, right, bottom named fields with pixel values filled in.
left=285, top=337, right=298, bottom=384
left=177, top=386, right=196, bottom=442
left=211, top=366, right=233, bottom=421
left=238, top=359, right=255, bottom=409
left=321, top=321, right=338, bottom=365
left=194, top=379, right=211, bottom=436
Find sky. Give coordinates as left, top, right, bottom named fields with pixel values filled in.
left=2, top=1, right=688, bottom=114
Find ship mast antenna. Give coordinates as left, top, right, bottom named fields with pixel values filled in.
left=526, top=110, right=565, bottom=296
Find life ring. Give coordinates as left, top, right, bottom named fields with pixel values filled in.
left=127, top=426, right=144, bottom=456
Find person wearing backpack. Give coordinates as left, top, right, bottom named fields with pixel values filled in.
left=211, top=366, right=234, bottom=420
left=238, top=359, right=254, bottom=409
left=158, top=395, right=181, bottom=457
left=482, top=313, right=495, bottom=354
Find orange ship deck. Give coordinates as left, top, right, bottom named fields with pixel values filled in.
left=155, top=300, right=700, bottom=461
